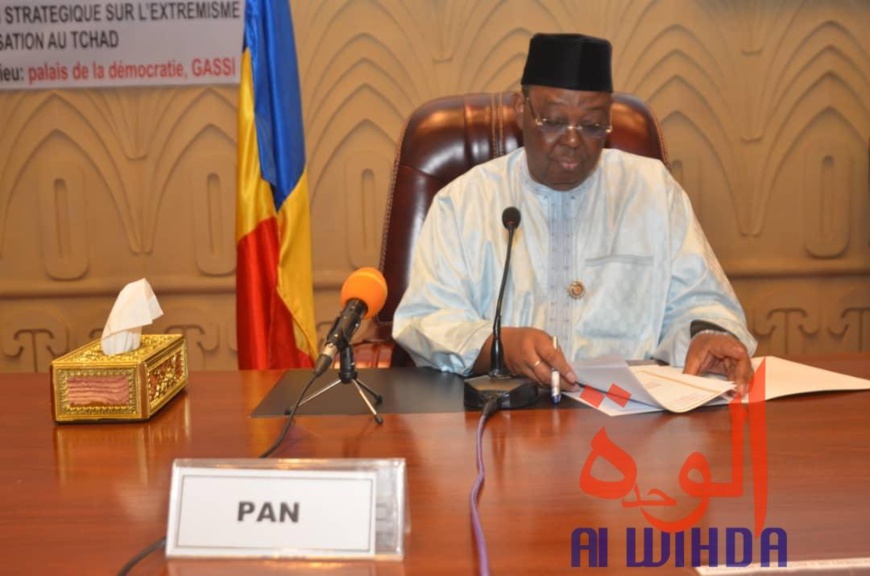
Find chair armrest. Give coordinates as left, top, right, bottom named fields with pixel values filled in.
left=349, top=321, right=396, bottom=368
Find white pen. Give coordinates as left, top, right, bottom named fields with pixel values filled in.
left=550, top=336, right=561, bottom=404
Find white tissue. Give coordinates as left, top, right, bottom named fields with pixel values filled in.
left=100, top=278, right=164, bottom=355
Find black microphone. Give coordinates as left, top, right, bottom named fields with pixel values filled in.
left=489, top=206, right=521, bottom=378
left=313, top=268, right=388, bottom=377
left=463, top=207, right=538, bottom=411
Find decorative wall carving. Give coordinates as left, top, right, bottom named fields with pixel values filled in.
left=0, top=309, right=68, bottom=373
left=752, top=289, right=822, bottom=356
left=0, top=1, right=867, bottom=372
left=153, top=304, right=222, bottom=370
left=801, top=142, right=853, bottom=258
left=827, top=287, right=870, bottom=352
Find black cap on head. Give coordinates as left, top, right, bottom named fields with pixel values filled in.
left=521, top=33, right=613, bottom=92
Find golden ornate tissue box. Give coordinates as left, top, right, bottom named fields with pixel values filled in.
left=51, top=334, right=188, bottom=423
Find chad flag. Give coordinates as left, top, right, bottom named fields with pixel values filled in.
left=236, top=0, right=316, bottom=369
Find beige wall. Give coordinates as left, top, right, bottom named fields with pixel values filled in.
left=1, top=0, right=868, bottom=372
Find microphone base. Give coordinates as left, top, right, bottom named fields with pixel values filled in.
left=299, top=375, right=383, bottom=424
left=301, top=346, right=383, bottom=424
left=463, top=374, right=539, bottom=410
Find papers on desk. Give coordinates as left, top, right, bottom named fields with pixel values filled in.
left=564, top=356, right=870, bottom=417
left=757, top=356, right=870, bottom=400
left=563, top=356, right=734, bottom=416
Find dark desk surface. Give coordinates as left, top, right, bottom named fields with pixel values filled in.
left=1, top=353, right=869, bottom=575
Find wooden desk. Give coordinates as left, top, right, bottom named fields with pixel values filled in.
left=1, top=354, right=868, bottom=575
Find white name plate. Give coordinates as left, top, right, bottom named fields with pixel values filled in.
left=166, top=458, right=407, bottom=559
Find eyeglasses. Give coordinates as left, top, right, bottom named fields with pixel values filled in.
left=524, top=96, right=612, bottom=140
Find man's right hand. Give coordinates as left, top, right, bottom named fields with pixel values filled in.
left=473, top=327, right=578, bottom=389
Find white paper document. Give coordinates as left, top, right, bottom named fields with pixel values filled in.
left=563, top=356, right=734, bottom=416
left=755, top=356, right=870, bottom=400
left=564, top=356, right=870, bottom=417
left=632, top=365, right=735, bottom=412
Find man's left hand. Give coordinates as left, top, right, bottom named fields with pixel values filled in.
left=683, top=333, right=754, bottom=395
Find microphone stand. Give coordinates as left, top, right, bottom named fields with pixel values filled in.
left=463, top=207, right=539, bottom=410
left=489, top=221, right=517, bottom=379
left=299, top=345, right=384, bottom=424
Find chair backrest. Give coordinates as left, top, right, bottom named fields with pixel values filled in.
left=373, top=91, right=668, bottom=344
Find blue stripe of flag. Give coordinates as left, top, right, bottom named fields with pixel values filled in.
left=243, top=0, right=306, bottom=211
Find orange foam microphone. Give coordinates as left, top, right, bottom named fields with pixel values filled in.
left=339, top=267, right=388, bottom=319
left=313, top=267, right=388, bottom=376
